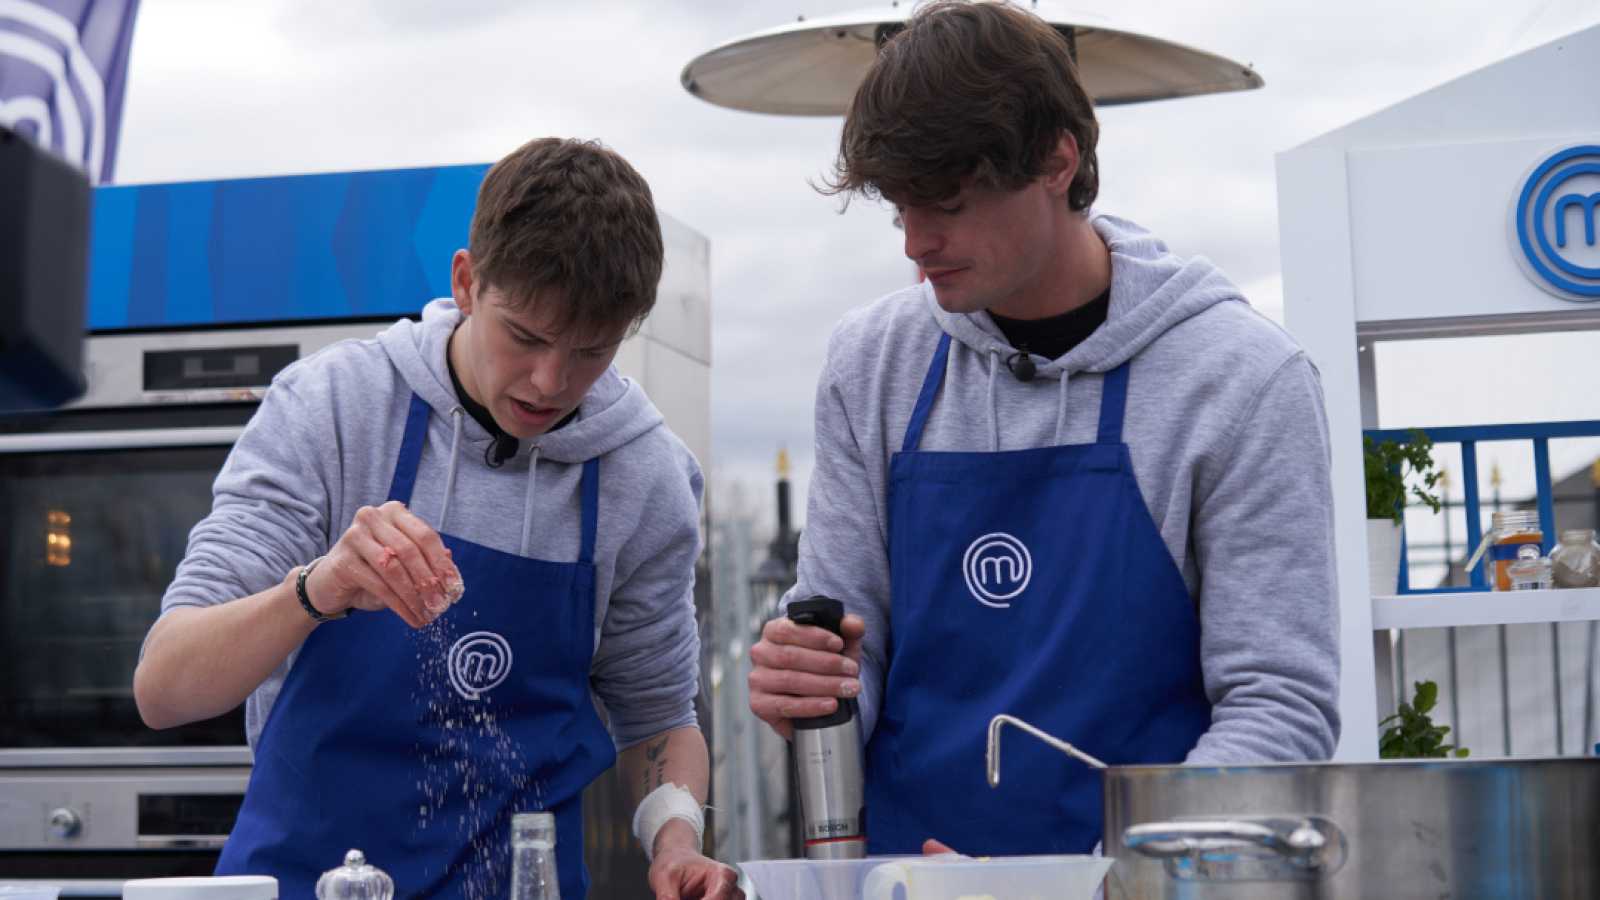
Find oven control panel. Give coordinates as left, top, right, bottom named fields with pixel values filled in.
left=0, top=768, right=248, bottom=850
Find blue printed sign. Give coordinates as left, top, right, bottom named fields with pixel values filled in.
left=87, top=163, right=489, bottom=330
left=1514, top=144, right=1600, bottom=300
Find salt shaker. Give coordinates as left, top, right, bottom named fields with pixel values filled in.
left=316, top=848, right=394, bottom=900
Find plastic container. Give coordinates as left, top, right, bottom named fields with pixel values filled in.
left=0, top=886, right=62, bottom=900
left=122, top=876, right=277, bottom=900
left=739, top=857, right=910, bottom=900
left=863, top=855, right=1113, bottom=900
left=740, top=855, right=1113, bottom=900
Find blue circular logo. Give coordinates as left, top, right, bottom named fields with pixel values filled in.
left=1515, top=145, right=1600, bottom=299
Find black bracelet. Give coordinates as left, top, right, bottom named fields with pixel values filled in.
left=295, top=556, right=345, bottom=623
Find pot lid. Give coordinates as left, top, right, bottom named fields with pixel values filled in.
left=681, top=1, right=1263, bottom=115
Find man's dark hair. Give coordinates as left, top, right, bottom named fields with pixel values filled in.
left=469, top=137, right=664, bottom=336
left=822, top=0, right=1100, bottom=212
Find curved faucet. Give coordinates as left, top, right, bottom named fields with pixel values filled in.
left=986, top=714, right=1108, bottom=788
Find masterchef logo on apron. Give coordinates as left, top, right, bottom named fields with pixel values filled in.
left=961, top=532, right=1032, bottom=608
left=448, top=631, right=513, bottom=700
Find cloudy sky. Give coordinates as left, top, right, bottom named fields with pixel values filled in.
left=111, top=0, right=1600, bottom=540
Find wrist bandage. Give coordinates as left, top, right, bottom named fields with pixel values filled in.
left=632, top=782, right=704, bottom=861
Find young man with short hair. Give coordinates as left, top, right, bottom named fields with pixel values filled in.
left=749, top=1, right=1340, bottom=855
left=136, top=138, right=734, bottom=898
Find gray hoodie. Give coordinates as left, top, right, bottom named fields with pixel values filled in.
left=161, top=299, right=703, bottom=752
left=786, top=214, right=1339, bottom=764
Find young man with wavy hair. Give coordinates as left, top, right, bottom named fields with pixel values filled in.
left=749, top=1, right=1339, bottom=856
left=137, top=138, right=734, bottom=898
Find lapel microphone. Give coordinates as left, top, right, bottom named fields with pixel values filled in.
left=1006, top=345, right=1037, bottom=383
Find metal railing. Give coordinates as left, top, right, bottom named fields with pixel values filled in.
left=1363, top=419, right=1600, bottom=594
left=1364, top=421, right=1600, bottom=757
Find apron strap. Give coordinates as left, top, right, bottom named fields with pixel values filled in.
left=901, top=332, right=953, bottom=453
left=388, top=393, right=432, bottom=505
left=1096, top=362, right=1131, bottom=445
left=578, top=457, right=599, bottom=565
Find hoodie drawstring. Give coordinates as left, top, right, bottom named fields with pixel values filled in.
left=437, top=408, right=465, bottom=532
left=520, top=446, right=541, bottom=557
left=986, top=351, right=1001, bottom=452
left=1054, top=372, right=1071, bottom=445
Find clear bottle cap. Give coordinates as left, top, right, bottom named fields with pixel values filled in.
left=1559, top=529, right=1597, bottom=544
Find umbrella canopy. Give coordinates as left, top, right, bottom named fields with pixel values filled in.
left=682, top=2, right=1263, bottom=115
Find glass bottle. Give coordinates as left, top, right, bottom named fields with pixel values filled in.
left=1506, top=544, right=1553, bottom=591
left=510, top=812, right=561, bottom=900
left=316, top=849, right=394, bottom=900
left=1550, top=529, right=1600, bottom=588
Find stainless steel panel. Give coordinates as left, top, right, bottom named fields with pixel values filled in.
left=793, top=726, right=865, bottom=855
left=0, top=767, right=248, bottom=850
left=1103, top=757, right=1600, bottom=899
left=0, top=426, right=243, bottom=454
left=67, top=321, right=387, bottom=410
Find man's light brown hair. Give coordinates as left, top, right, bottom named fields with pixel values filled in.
left=822, top=0, right=1100, bottom=212
left=469, top=137, right=664, bottom=337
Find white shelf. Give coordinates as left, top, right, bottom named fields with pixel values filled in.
left=1372, top=587, right=1600, bottom=630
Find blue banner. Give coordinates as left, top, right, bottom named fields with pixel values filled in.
left=0, top=0, right=139, bottom=183
left=88, top=164, right=490, bottom=330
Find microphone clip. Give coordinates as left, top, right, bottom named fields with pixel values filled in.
left=1005, top=346, right=1037, bottom=383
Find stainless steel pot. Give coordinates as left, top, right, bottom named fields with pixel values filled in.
left=987, top=716, right=1600, bottom=899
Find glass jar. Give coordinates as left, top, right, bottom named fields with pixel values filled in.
left=316, top=849, right=394, bottom=900
left=1550, top=529, right=1600, bottom=588
left=1465, top=510, right=1544, bottom=591
left=1506, top=544, right=1553, bottom=591
left=510, top=812, right=561, bottom=900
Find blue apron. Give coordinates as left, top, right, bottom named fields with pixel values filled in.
left=864, top=333, right=1213, bottom=855
left=218, top=394, right=616, bottom=898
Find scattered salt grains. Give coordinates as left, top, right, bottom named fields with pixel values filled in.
left=411, top=615, right=534, bottom=898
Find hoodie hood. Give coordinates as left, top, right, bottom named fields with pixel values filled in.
left=930, top=213, right=1248, bottom=376
left=378, top=299, right=663, bottom=464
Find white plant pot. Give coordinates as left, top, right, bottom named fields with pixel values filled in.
left=1367, top=518, right=1404, bottom=597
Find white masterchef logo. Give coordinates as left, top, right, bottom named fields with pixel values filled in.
left=447, top=631, right=513, bottom=700
left=962, top=532, right=1032, bottom=609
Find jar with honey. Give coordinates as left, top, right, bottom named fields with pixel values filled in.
left=1464, top=510, right=1544, bottom=591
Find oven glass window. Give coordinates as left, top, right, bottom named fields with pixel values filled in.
left=0, top=445, right=246, bottom=747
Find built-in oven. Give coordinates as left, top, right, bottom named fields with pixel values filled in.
left=0, top=320, right=391, bottom=895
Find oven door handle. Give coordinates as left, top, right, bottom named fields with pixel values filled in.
left=0, top=426, right=245, bottom=454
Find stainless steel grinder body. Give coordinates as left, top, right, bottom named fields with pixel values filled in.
left=788, top=596, right=866, bottom=859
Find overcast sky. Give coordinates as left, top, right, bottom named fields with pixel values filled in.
left=111, top=0, right=1600, bottom=538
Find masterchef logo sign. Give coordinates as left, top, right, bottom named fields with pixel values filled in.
left=447, top=631, right=513, bottom=700
left=961, top=532, right=1032, bottom=608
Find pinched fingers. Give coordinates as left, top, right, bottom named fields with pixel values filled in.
left=347, top=529, right=433, bottom=628
left=369, top=502, right=458, bottom=615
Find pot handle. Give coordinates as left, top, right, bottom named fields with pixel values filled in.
left=1123, top=817, right=1336, bottom=870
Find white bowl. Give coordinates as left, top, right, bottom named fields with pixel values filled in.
left=122, top=876, right=277, bottom=900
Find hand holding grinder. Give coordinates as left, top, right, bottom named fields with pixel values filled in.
left=788, top=596, right=867, bottom=859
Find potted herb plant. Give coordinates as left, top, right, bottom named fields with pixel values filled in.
left=1363, top=428, right=1441, bottom=596
left=1379, top=680, right=1469, bottom=759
